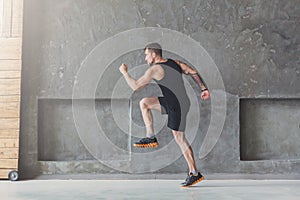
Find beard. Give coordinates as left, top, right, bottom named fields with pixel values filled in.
left=148, top=59, right=155, bottom=66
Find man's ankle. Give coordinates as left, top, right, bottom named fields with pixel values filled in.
left=190, top=170, right=198, bottom=176
left=146, top=133, right=155, bottom=139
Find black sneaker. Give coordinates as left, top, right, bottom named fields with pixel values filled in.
left=180, top=174, right=190, bottom=185
left=181, top=172, right=204, bottom=187
left=133, top=137, right=158, bottom=148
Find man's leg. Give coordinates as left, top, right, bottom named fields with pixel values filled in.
left=139, top=97, right=161, bottom=136
left=134, top=97, right=161, bottom=148
left=172, top=130, right=204, bottom=187
left=172, top=130, right=197, bottom=172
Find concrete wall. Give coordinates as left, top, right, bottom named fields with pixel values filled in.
left=20, top=0, right=300, bottom=179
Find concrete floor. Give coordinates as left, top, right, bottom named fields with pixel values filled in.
left=1, top=179, right=300, bottom=200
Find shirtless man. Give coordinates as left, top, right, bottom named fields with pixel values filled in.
left=119, top=43, right=210, bottom=187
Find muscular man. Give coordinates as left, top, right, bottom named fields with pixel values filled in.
left=119, top=43, right=210, bottom=187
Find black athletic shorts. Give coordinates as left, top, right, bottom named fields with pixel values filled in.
left=158, top=96, right=190, bottom=132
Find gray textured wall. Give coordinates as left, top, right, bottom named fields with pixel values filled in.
left=20, top=0, right=300, bottom=179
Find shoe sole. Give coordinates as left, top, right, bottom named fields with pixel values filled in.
left=133, top=142, right=159, bottom=148
left=181, top=176, right=204, bottom=188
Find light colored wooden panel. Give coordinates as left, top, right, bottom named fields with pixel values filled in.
left=0, top=129, right=19, bottom=138
left=0, top=102, right=19, bottom=117
left=0, top=0, right=4, bottom=35
left=1, top=0, right=13, bottom=37
left=0, top=118, right=19, bottom=129
left=0, top=138, right=19, bottom=148
left=0, top=95, right=20, bottom=102
left=0, top=169, right=11, bottom=178
left=0, top=71, right=20, bottom=78
left=0, top=60, right=21, bottom=71
left=0, top=159, right=18, bottom=169
left=11, top=0, right=23, bottom=37
left=0, top=148, right=18, bottom=159
left=0, top=38, right=21, bottom=59
left=0, top=79, right=20, bottom=95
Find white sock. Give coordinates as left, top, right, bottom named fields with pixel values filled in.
left=190, top=170, right=198, bottom=176
left=146, top=133, right=155, bottom=138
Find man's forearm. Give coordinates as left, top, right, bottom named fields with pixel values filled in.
left=176, top=60, right=208, bottom=91
left=190, top=73, right=208, bottom=91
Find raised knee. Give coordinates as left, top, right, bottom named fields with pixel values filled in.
left=139, top=98, right=149, bottom=110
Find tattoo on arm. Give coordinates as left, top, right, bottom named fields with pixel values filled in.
left=176, top=59, right=208, bottom=91
left=190, top=73, right=208, bottom=91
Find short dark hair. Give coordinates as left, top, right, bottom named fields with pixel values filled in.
left=144, top=43, right=162, bottom=57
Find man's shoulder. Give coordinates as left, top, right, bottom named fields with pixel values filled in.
left=167, top=58, right=180, bottom=66
left=150, top=64, right=164, bottom=71
left=165, top=58, right=175, bottom=63
left=147, top=65, right=164, bottom=81
left=164, top=58, right=182, bottom=68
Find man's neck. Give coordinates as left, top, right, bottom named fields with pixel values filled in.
left=153, top=57, right=167, bottom=64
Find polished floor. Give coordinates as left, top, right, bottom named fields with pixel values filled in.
left=1, top=179, right=299, bottom=200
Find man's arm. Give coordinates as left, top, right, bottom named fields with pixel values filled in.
left=175, top=60, right=208, bottom=90
left=119, top=64, right=161, bottom=91
left=175, top=60, right=210, bottom=100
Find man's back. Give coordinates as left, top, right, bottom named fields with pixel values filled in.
left=155, top=59, right=190, bottom=111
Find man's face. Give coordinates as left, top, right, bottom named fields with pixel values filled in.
left=144, top=49, right=155, bottom=65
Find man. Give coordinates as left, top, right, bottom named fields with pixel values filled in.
left=119, top=43, right=210, bottom=187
